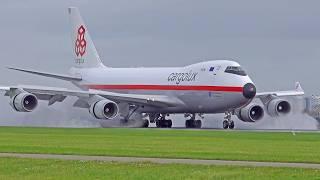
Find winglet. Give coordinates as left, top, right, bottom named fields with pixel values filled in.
left=295, top=82, right=304, bottom=92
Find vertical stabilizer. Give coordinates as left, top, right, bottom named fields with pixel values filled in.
left=68, top=7, right=105, bottom=68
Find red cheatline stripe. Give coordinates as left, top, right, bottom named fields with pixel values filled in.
left=84, top=84, right=243, bottom=92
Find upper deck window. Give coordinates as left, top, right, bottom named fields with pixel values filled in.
left=225, top=66, right=247, bottom=76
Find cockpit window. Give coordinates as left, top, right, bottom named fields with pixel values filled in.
left=225, top=66, right=247, bottom=76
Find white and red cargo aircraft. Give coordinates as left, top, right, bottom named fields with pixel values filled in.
left=0, top=7, right=304, bottom=129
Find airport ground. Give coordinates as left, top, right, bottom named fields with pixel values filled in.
left=0, top=127, right=320, bottom=179
left=1, top=157, right=320, bottom=179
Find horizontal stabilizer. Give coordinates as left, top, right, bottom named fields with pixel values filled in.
left=7, top=67, right=82, bottom=82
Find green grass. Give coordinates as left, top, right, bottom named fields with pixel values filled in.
left=0, top=157, right=319, bottom=180
left=0, top=127, right=320, bottom=163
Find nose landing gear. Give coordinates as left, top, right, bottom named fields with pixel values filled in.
left=223, top=111, right=234, bottom=129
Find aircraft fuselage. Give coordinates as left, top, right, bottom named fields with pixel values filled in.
left=71, top=60, right=255, bottom=114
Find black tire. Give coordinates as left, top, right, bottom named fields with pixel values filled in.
left=167, top=120, right=173, bottom=128
left=142, top=120, right=149, bottom=128
left=186, top=120, right=195, bottom=128
left=156, top=120, right=161, bottom=128
left=162, top=120, right=167, bottom=128
left=195, top=120, right=202, bottom=128
left=162, top=121, right=167, bottom=128
left=228, top=121, right=234, bottom=129
left=185, top=120, right=190, bottom=128
left=223, top=120, right=229, bottom=129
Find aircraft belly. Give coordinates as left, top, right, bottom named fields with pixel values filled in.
left=112, top=90, right=247, bottom=114
left=175, top=91, right=247, bottom=113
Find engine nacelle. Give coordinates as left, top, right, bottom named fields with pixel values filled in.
left=89, top=99, right=119, bottom=120
left=10, top=93, right=38, bottom=112
left=267, top=99, right=291, bottom=117
left=236, top=104, right=264, bottom=122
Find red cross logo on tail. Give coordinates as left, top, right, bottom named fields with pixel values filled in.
left=75, top=25, right=87, bottom=57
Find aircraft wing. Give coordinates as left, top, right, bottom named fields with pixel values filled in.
left=256, top=82, right=304, bottom=98
left=0, top=85, right=185, bottom=108
left=7, top=67, right=82, bottom=82
left=0, top=86, right=10, bottom=91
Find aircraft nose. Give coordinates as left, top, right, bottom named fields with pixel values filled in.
left=243, top=83, right=256, bottom=99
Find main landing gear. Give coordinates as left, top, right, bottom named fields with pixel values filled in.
left=142, top=119, right=149, bottom=128
left=155, top=114, right=173, bottom=128
left=120, top=105, right=150, bottom=128
left=185, top=113, right=202, bottom=128
left=223, top=111, right=234, bottom=129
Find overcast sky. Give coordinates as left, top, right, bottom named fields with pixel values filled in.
left=0, top=0, right=319, bottom=128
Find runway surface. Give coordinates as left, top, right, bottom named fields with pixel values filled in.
left=0, top=153, right=320, bottom=169
left=155, top=127, right=320, bottom=132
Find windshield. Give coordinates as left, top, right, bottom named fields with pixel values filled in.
left=225, top=66, right=247, bottom=76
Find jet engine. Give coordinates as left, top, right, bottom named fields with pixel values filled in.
left=10, top=92, right=38, bottom=112
left=266, top=99, right=291, bottom=117
left=236, top=104, right=264, bottom=122
left=89, top=99, right=119, bottom=120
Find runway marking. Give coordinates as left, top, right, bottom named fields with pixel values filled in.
left=0, top=153, right=320, bottom=169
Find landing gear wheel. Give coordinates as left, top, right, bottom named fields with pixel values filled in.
left=154, top=114, right=172, bottom=128
left=142, top=119, right=149, bottom=128
left=223, top=120, right=229, bottom=129
left=185, top=120, right=189, bottom=128
left=156, top=119, right=172, bottom=128
left=184, top=114, right=203, bottom=129
left=166, top=120, right=173, bottom=128
left=156, top=120, right=161, bottom=128
left=228, top=121, right=234, bottom=129
left=223, top=111, right=235, bottom=129
left=185, top=120, right=202, bottom=128
left=185, top=120, right=193, bottom=128
left=195, top=120, right=202, bottom=128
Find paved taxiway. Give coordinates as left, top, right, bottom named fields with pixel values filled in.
left=0, top=153, right=320, bottom=169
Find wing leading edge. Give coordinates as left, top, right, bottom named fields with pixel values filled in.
left=1, top=85, right=185, bottom=108
left=256, top=82, right=304, bottom=98
left=7, top=67, right=82, bottom=82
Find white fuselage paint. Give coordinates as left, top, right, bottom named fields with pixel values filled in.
left=70, top=60, right=254, bottom=114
